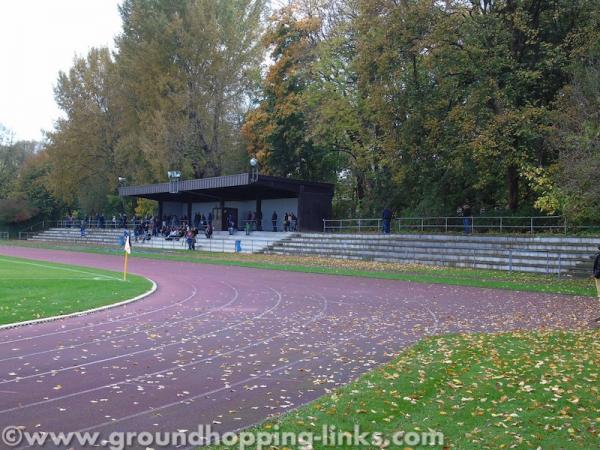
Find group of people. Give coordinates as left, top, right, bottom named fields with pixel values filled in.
left=270, top=211, right=297, bottom=232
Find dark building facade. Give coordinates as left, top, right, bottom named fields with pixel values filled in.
left=118, top=173, right=334, bottom=232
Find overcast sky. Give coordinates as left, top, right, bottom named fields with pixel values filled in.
left=0, top=0, right=123, bottom=142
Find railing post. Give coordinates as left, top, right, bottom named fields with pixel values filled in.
left=500, top=217, right=503, bottom=233
left=358, top=219, right=361, bottom=233
left=563, top=217, right=567, bottom=235
left=445, top=217, right=448, bottom=233
left=530, top=217, right=534, bottom=234
left=420, top=218, right=424, bottom=232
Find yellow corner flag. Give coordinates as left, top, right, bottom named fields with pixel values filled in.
left=123, top=234, right=131, bottom=280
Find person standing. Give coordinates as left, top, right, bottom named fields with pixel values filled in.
left=593, top=246, right=600, bottom=299
left=382, top=207, right=392, bottom=234
left=272, top=211, right=278, bottom=232
left=462, top=202, right=472, bottom=234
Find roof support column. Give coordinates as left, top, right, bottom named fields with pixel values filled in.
left=187, top=202, right=192, bottom=226
left=255, top=198, right=262, bottom=231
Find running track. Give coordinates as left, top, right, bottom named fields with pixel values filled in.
left=0, top=246, right=597, bottom=449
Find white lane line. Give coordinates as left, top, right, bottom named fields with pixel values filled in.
left=0, top=287, right=283, bottom=386
left=13, top=293, right=328, bottom=442
left=425, top=306, right=440, bottom=335
left=0, top=278, right=117, bottom=281
left=0, top=256, right=119, bottom=281
left=0, top=279, right=157, bottom=333
left=0, top=290, right=326, bottom=415
left=16, top=359, right=305, bottom=450
left=0, top=279, right=213, bottom=345
left=0, top=283, right=240, bottom=363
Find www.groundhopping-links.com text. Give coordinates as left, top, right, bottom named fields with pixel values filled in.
left=2, top=424, right=444, bottom=449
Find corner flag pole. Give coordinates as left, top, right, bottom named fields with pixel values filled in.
left=123, top=234, right=131, bottom=280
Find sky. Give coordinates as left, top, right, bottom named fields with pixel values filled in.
left=0, top=0, right=123, bottom=142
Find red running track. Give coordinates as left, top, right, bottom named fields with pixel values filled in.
left=0, top=246, right=596, bottom=449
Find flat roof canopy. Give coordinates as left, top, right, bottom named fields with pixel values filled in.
left=119, top=173, right=334, bottom=203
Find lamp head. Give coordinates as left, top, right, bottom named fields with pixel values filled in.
left=250, top=158, right=257, bottom=167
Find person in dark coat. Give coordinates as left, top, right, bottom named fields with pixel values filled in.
left=272, top=211, right=278, bottom=232
left=382, top=207, right=392, bottom=234
left=462, top=202, right=472, bottom=234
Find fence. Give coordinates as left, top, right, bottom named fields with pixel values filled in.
left=0, top=232, right=8, bottom=240
left=323, top=216, right=568, bottom=234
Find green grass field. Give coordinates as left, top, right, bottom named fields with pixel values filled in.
left=208, top=330, right=600, bottom=449
left=0, top=255, right=152, bottom=325
left=2, top=240, right=596, bottom=297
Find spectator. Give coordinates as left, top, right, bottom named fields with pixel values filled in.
left=462, top=202, right=472, bottom=234
left=256, top=210, right=263, bottom=231
left=205, top=223, right=213, bottom=239
left=284, top=212, right=290, bottom=232
left=227, top=213, right=236, bottom=235
left=271, top=211, right=278, bottom=232
left=186, top=229, right=196, bottom=250
left=382, top=207, right=392, bottom=234
left=80, top=218, right=87, bottom=237
left=593, top=245, right=600, bottom=299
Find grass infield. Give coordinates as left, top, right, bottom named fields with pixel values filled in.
left=2, top=240, right=596, bottom=297
left=208, top=330, right=600, bottom=449
left=0, top=255, right=152, bottom=325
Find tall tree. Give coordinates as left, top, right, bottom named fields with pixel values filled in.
left=116, top=0, right=267, bottom=180
left=46, top=48, right=122, bottom=213
left=242, top=4, right=338, bottom=180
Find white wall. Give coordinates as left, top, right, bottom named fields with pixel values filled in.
left=262, top=198, right=298, bottom=228
left=163, top=201, right=186, bottom=217
left=191, top=201, right=219, bottom=219
left=164, top=197, right=298, bottom=228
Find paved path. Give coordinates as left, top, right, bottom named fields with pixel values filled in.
left=0, top=246, right=596, bottom=449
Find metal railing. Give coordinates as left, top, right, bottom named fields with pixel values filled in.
left=17, top=229, right=281, bottom=254
left=0, top=232, right=8, bottom=240
left=323, top=216, right=568, bottom=234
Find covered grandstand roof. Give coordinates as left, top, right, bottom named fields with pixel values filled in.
left=118, top=173, right=334, bottom=202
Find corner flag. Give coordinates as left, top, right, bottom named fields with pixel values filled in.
left=123, top=234, right=131, bottom=280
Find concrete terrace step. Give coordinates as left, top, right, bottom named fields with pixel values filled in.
left=282, top=240, right=598, bottom=254
left=28, top=228, right=296, bottom=254
left=267, top=232, right=599, bottom=275
left=267, top=246, right=580, bottom=267
left=274, top=241, right=591, bottom=258
left=268, top=250, right=576, bottom=274
left=302, top=232, right=600, bottom=245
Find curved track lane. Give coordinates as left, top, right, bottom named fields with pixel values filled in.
left=0, top=246, right=596, bottom=449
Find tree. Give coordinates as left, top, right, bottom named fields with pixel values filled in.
left=45, top=48, right=122, bottom=214
left=242, top=5, right=338, bottom=180
left=550, top=39, right=600, bottom=222
left=116, top=0, right=267, bottom=180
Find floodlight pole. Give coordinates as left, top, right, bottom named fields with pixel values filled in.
left=250, top=157, right=258, bottom=183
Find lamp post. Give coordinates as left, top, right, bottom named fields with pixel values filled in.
left=168, top=170, right=182, bottom=193
left=250, top=157, right=258, bottom=183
